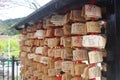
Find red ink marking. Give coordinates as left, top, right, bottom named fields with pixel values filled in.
left=64, top=8, right=71, bottom=13
left=91, top=78, right=96, bottom=80
left=90, top=0, right=96, bottom=5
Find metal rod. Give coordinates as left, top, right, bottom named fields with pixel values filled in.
left=12, top=56, right=15, bottom=80
left=3, top=61, right=4, bottom=80
left=8, top=36, right=11, bottom=60
left=16, top=61, right=18, bottom=80
left=7, top=60, right=9, bottom=80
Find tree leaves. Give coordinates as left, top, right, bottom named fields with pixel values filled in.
left=0, top=36, right=20, bottom=58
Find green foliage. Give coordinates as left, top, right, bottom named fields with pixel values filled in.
left=0, top=18, right=22, bottom=58
left=0, top=36, right=20, bottom=58
left=0, top=18, right=22, bottom=35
